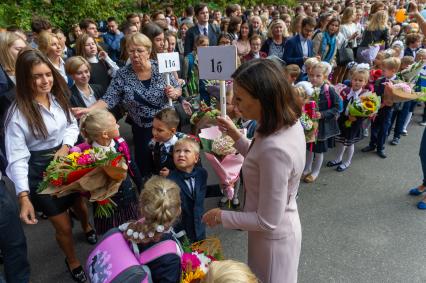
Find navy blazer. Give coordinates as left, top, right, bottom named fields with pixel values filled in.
left=184, top=24, right=218, bottom=56
left=283, top=34, right=314, bottom=68
left=404, top=47, right=418, bottom=58
left=168, top=167, right=207, bottom=243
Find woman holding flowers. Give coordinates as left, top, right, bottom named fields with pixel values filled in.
left=202, top=59, right=305, bottom=283
left=4, top=49, right=92, bottom=282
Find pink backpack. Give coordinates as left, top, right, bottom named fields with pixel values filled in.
left=86, top=228, right=181, bottom=283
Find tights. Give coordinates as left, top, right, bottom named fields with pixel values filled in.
left=304, top=151, right=324, bottom=178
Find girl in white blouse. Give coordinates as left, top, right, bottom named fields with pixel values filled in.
left=5, top=49, right=92, bottom=283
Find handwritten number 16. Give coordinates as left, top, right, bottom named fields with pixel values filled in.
left=210, top=59, right=222, bottom=73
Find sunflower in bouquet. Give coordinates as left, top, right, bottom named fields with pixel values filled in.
left=344, top=92, right=381, bottom=127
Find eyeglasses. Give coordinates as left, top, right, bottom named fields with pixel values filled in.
left=128, top=48, right=147, bottom=55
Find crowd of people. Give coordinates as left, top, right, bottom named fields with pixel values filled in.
left=0, top=1, right=425, bottom=283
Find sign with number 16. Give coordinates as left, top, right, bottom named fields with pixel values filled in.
left=157, top=52, right=181, bottom=73
left=198, top=45, right=237, bottom=80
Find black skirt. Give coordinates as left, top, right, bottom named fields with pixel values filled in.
left=335, top=115, right=364, bottom=146
left=307, top=138, right=335, bottom=153
left=29, top=146, right=78, bottom=217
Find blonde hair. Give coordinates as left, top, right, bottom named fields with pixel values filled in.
left=174, top=137, right=200, bottom=154
left=202, top=260, right=258, bottom=283
left=267, top=19, right=289, bottom=38
left=351, top=69, right=369, bottom=82
left=312, top=61, right=331, bottom=76
left=416, top=49, right=426, bottom=61
left=79, top=109, right=115, bottom=144
left=123, top=176, right=181, bottom=244
left=37, top=31, right=60, bottom=55
left=65, top=56, right=91, bottom=75
left=304, top=57, right=320, bottom=69
left=0, top=32, right=27, bottom=75
left=126, top=32, right=152, bottom=54
left=367, top=10, right=388, bottom=31
left=341, top=7, right=355, bottom=25
left=382, top=57, right=401, bottom=71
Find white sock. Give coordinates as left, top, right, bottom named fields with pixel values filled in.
left=334, top=143, right=346, bottom=163
left=304, top=150, right=314, bottom=174
left=342, top=144, right=354, bottom=168
left=311, top=153, right=324, bottom=178
left=402, top=112, right=413, bottom=132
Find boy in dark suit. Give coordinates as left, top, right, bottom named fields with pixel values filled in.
left=362, top=57, right=401, bottom=158
left=149, top=108, right=180, bottom=177
left=283, top=16, right=316, bottom=68
left=404, top=33, right=422, bottom=58
left=168, top=138, right=207, bottom=243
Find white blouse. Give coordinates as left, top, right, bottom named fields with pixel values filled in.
left=5, top=94, right=79, bottom=195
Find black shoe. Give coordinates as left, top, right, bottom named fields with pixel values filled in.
left=376, top=150, right=387, bottom=158
left=362, top=145, right=376, bottom=152
left=336, top=165, right=348, bottom=172
left=85, top=229, right=98, bottom=245
left=65, top=258, right=87, bottom=283
left=326, top=160, right=342, bottom=167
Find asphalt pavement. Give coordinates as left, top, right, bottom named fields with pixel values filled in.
left=3, top=108, right=426, bottom=283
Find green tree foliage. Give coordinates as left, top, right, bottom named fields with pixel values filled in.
left=0, top=0, right=296, bottom=32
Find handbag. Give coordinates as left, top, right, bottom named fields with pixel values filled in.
left=337, top=40, right=354, bottom=66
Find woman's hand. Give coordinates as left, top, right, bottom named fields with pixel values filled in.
left=165, top=85, right=179, bottom=100
left=18, top=194, right=38, bottom=224
left=181, top=99, right=193, bottom=116
left=348, top=115, right=357, bottom=122
left=202, top=208, right=222, bottom=228
left=216, top=116, right=242, bottom=142
left=71, top=107, right=90, bottom=119
left=54, top=145, right=70, bottom=160
left=98, top=51, right=108, bottom=60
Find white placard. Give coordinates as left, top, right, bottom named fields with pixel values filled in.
left=197, top=45, right=237, bottom=80
left=157, top=52, right=181, bottom=73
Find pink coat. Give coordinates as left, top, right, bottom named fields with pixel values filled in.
left=222, top=122, right=306, bottom=283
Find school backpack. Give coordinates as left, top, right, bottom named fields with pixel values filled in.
left=324, top=84, right=344, bottom=113
left=86, top=228, right=181, bottom=283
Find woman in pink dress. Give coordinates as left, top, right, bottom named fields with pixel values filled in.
left=203, top=59, right=305, bottom=283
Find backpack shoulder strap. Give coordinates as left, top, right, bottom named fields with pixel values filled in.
left=139, top=240, right=181, bottom=265
left=323, top=84, right=332, bottom=108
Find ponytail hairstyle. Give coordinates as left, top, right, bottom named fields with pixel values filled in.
left=79, top=109, right=115, bottom=144
left=122, top=176, right=181, bottom=244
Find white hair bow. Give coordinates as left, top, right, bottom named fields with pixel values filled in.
left=295, top=81, right=315, bottom=97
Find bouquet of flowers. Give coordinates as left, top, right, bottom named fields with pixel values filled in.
left=399, top=61, right=426, bottom=84
left=360, top=44, right=381, bottom=64
left=198, top=126, right=244, bottom=205
left=190, top=100, right=221, bottom=129
left=383, top=81, right=423, bottom=105
left=181, top=237, right=223, bottom=283
left=38, top=145, right=128, bottom=217
left=344, top=92, right=381, bottom=127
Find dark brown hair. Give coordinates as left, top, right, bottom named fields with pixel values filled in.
left=231, top=59, right=301, bottom=136
left=7, top=48, right=72, bottom=139
left=154, top=108, right=180, bottom=129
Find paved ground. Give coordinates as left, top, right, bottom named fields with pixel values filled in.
left=3, top=109, right=426, bottom=282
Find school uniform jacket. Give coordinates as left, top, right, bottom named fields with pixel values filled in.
left=168, top=167, right=207, bottom=243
